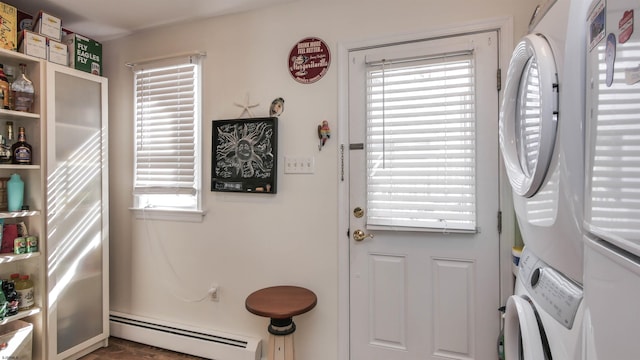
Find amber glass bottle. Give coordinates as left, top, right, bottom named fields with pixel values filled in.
left=11, top=127, right=32, bottom=165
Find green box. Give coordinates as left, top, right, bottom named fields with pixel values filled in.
left=63, top=33, right=102, bottom=76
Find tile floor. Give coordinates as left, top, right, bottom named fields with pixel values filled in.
left=79, top=337, right=207, bottom=360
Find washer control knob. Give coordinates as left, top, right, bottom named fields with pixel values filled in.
left=531, top=268, right=541, bottom=287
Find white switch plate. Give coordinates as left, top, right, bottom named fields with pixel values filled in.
left=284, top=156, right=315, bottom=174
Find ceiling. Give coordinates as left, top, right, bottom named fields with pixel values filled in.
left=15, top=0, right=295, bottom=42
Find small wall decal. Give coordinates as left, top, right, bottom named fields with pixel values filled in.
left=588, top=0, right=606, bottom=51
left=318, top=120, right=330, bottom=150
left=269, top=97, right=285, bottom=117
left=619, top=10, right=634, bottom=44
left=606, top=33, right=616, bottom=87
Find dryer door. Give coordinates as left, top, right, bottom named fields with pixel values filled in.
left=499, top=34, right=559, bottom=197
left=504, top=295, right=547, bottom=359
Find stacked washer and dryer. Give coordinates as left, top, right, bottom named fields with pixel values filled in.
left=499, top=0, right=589, bottom=358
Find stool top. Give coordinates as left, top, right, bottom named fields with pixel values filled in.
left=245, top=285, right=317, bottom=319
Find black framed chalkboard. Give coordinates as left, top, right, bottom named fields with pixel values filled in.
left=211, top=117, right=277, bottom=193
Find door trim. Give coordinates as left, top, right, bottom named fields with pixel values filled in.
left=336, top=17, right=515, bottom=360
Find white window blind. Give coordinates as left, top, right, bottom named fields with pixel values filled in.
left=132, top=55, right=202, bottom=209
left=365, top=52, right=477, bottom=232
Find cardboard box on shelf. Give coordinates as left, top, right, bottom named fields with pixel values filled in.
left=32, top=10, right=61, bottom=41
left=18, top=30, right=46, bottom=60
left=0, top=2, right=17, bottom=51
left=17, top=9, right=32, bottom=31
left=48, top=39, right=67, bottom=66
left=63, top=33, right=101, bottom=76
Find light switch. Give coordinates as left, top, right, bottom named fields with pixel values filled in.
left=284, top=156, right=315, bottom=174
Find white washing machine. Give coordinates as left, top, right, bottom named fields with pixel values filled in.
left=499, top=0, right=588, bottom=283
left=504, top=248, right=584, bottom=359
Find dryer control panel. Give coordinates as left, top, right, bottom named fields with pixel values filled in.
left=519, top=248, right=584, bottom=329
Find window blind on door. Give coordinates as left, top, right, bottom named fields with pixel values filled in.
left=133, top=56, right=199, bottom=196
left=365, top=52, right=477, bottom=232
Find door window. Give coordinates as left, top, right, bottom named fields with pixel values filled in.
left=365, top=52, right=477, bottom=232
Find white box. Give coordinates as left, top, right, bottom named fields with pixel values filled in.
left=48, top=39, right=68, bottom=66
left=31, top=11, right=61, bottom=41
left=0, top=320, right=33, bottom=360
left=18, top=30, right=46, bottom=60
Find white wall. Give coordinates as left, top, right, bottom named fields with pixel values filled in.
left=104, top=0, right=537, bottom=358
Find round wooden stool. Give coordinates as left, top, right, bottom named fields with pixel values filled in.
left=245, top=286, right=317, bottom=360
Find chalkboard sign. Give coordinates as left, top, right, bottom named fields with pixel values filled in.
left=211, top=117, right=277, bottom=193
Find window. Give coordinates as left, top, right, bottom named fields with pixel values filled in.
left=130, top=53, right=204, bottom=220
left=365, top=51, right=477, bottom=232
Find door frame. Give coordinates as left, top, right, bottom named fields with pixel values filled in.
left=336, top=17, right=515, bottom=360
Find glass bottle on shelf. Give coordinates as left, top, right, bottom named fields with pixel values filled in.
left=0, top=64, right=9, bottom=110
left=15, top=274, right=34, bottom=311
left=11, top=127, right=32, bottom=165
left=10, top=64, right=34, bottom=113
left=6, top=121, right=12, bottom=143
left=4, top=65, right=14, bottom=111
left=0, top=134, right=9, bottom=163
left=1, top=121, right=14, bottom=164
left=0, top=121, right=11, bottom=164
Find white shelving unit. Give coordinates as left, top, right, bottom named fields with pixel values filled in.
left=0, top=48, right=109, bottom=360
left=0, top=48, right=46, bottom=359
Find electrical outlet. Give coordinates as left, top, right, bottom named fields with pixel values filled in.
left=284, top=156, right=315, bottom=174
left=208, top=285, right=219, bottom=301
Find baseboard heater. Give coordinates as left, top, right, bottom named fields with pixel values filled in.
left=109, top=311, right=261, bottom=360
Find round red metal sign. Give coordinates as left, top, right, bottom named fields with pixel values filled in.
left=288, top=37, right=331, bottom=84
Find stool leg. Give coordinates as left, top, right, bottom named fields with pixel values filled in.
left=268, top=334, right=277, bottom=360
left=268, top=333, right=296, bottom=360
left=284, top=333, right=294, bottom=360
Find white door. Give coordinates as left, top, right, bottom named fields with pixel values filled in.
left=46, top=63, right=110, bottom=359
left=348, top=31, right=501, bottom=360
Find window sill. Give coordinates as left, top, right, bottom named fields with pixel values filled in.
left=130, top=207, right=206, bottom=223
